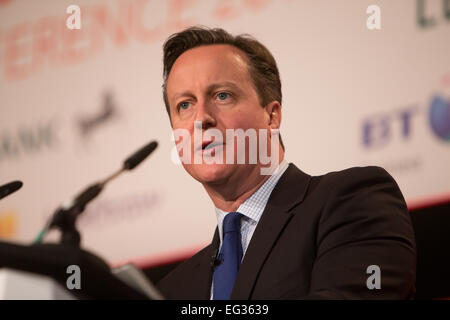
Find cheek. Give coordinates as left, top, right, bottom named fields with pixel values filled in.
left=172, top=120, right=195, bottom=139
left=220, top=98, right=265, bottom=126
left=226, top=108, right=267, bottom=130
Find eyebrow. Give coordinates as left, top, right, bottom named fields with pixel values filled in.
left=171, top=82, right=241, bottom=102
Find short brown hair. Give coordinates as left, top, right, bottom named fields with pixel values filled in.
left=162, top=26, right=282, bottom=114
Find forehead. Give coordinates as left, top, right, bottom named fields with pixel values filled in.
left=166, top=44, right=252, bottom=94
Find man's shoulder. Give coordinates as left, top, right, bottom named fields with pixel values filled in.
left=283, top=163, right=400, bottom=197
left=300, top=164, right=410, bottom=232
left=316, top=165, right=393, bottom=182
left=307, top=165, right=399, bottom=194
left=286, top=163, right=393, bottom=183
left=283, top=164, right=408, bottom=219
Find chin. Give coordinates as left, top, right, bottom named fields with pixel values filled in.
left=185, top=163, right=232, bottom=185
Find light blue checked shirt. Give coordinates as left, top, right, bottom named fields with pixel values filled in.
left=211, top=159, right=289, bottom=298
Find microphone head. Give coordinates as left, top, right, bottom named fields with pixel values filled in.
left=123, top=140, right=158, bottom=170
left=0, top=180, right=23, bottom=200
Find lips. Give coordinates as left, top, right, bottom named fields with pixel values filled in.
left=198, top=140, right=223, bottom=153
left=202, top=140, right=214, bottom=150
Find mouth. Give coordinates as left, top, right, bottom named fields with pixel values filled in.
left=201, top=140, right=214, bottom=150
left=198, top=140, right=223, bottom=154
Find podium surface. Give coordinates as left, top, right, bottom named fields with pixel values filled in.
left=0, top=241, right=150, bottom=299
left=0, top=268, right=75, bottom=300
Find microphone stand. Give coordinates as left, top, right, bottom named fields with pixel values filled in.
left=49, top=167, right=124, bottom=246
left=36, top=140, right=158, bottom=247
left=51, top=206, right=82, bottom=247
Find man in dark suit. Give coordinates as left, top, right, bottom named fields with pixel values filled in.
left=157, top=26, right=416, bottom=299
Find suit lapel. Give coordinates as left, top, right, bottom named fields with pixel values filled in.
left=190, top=228, right=220, bottom=299
left=231, top=163, right=311, bottom=299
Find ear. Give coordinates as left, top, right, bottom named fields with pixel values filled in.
left=265, top=101, right=282, bottom=130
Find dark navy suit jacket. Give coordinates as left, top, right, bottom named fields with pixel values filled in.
left=157, top=164, right=416, bottom=299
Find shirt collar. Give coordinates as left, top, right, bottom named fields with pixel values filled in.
left=214, top=159, right=289, bottom=243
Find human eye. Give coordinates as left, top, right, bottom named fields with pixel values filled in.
left=216, top=92, right=231, bottom=101
left=177, top=101, right=191, bottom=110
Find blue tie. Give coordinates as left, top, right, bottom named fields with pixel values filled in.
left=213, top=212, right=243, bottom=300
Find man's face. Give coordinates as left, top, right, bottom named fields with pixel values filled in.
left=166, top=44, right=276, bottom=185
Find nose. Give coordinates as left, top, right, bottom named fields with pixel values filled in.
left=195, top=100, right=216, bottom=130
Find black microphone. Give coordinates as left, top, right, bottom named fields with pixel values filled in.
left=212, top=257, right=223, bottom=268
left=0, top=181, right=23, bottom=200
left=123, top=141, right=158, bottom=170
left=210, top=247, right=223, bottom=269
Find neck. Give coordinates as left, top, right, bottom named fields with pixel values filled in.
left=204, top=151, right=284, bottom=212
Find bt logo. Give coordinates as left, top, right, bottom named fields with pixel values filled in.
left=429, top=95, right=450, bottom=141
left=362, top=94, right=450, bottom=148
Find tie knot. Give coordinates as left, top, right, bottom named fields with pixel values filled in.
left=222, top=212, right=243, bottom=234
